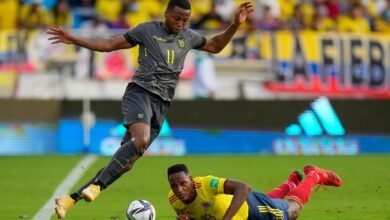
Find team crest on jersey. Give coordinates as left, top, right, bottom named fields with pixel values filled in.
left=177, top=39, right=185, bottom=48
left=201, top=202, right=212, bottom=210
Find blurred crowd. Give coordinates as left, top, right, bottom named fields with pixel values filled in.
left=0, top=0, right=389, bottom=32
left=256, top=0, right=390, bottom=33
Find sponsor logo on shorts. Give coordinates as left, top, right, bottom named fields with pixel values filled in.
left=138, top=113, right=144, bottom=119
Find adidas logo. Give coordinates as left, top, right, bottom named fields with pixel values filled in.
left=285, top=96, right=345, bottom=136
left=274, top=97, right=359, bottom=155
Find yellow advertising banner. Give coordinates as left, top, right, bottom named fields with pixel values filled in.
left=0, top=71, right=16, bottom=98
left=260, top=31, right=390, bottom=98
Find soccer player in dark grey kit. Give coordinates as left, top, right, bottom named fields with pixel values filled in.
left=48, top=0, right=254, bottom=218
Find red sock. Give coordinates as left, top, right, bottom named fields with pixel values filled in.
left=285, top=171, right=319, bottom=207
left=267, top=180, right=298, bottom=199
left=267, top=182, right=291, bottom=199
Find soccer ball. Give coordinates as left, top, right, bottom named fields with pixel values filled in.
left=126, top=200, right=156, bottom=220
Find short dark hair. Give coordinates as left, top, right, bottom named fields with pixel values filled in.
left=167, top=0, right=191, bottom=11
left=167, top=164, right=189, bottom=177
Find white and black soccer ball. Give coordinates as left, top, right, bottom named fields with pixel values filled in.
left=126, top=200, right=156, bottom=220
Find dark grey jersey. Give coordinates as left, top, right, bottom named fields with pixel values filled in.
left=122, top=21, right=206, bottom=102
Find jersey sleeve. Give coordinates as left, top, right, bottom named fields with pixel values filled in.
left=122, top=23, right=146, bottom=46
left=189, top=29, right=207, bottom=49
left=204, top=175, right=226, bottom=195
left=168, top=190, right=182, bottom=213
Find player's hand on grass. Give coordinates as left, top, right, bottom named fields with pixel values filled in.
left=176, top=214, right=190, bottom=220
left=47, top=27, right=75, bottom=45
left=233, top=1, right=254, bottom=26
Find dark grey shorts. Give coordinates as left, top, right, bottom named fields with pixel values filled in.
left=122, top=82, right=170, bottom=139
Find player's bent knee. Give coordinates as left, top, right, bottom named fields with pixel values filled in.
left=288, top=210, right=300, bottom=220
left=132, top=136, right=150, bottom=151
left=287, top=201, right=301, bottom=220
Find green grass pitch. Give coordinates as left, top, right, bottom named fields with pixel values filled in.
left=1, top=155, right=389, bottom=220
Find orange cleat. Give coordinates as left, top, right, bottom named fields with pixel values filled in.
left=304, top=165, right=342, bottom=187
left=55, top=195, right=75, bottom=219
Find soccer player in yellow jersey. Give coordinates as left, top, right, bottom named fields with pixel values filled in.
left=167, top=164, right=342, bottom=220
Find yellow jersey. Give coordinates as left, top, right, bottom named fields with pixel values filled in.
left=168, top=175, right=249, bottom=220
left=337, top=15, right=371, bottom=33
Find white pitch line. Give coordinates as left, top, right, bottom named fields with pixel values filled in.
left=33, top=155, right=97, bottom=220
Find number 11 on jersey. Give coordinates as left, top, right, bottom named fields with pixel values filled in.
left=167, top=49, right=175, bottom=64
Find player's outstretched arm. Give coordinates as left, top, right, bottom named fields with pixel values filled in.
left=47, top=27, right=132, bottom=52
left=199, top=1, right=254, bottom=54
left=222, top=179, right=252, bottom=220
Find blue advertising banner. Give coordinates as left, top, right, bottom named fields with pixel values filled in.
left=57, top=118, right=390, bottom=155
left=58, top=119, right=186, bottom=156
left=0, top=123, right=57, bottom=155
left=1, top=118, right=389, bottom=155
left=173, top=129, right=390, bottom=155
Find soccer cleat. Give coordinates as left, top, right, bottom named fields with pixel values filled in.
left=82, top=184, right=101, bottom=202
left=55, top=195, right=75, bottom=219
left=304, top=165, right=342, bottom=187
left=288, top=170, right=303, bottom=187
